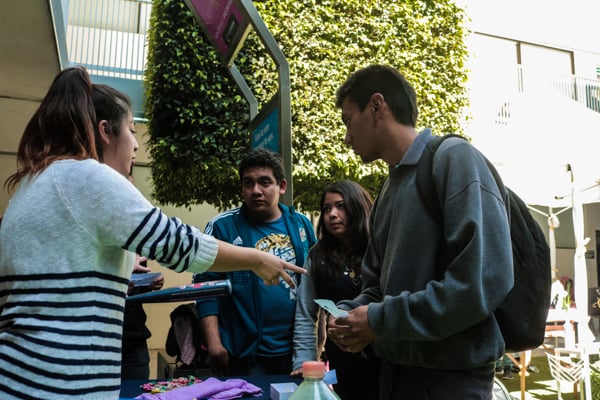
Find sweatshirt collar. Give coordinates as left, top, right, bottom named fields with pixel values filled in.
left=392, top=128, right=433, bottom=169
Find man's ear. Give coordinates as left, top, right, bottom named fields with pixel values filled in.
left=279, top=179, right=288, bottom=194
left=370, top=93, right=385, bottom=115
left=97, top=120, right=111, bottom=144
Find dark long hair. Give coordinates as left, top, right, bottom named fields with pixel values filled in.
left=5, top=66, right=97, bottom=191
left=92, top=83, right=132, bottom=161
left=311, top=180, right=373, bottom=277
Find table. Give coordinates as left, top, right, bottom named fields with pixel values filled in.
left=120, top=375, right=302, bottom=399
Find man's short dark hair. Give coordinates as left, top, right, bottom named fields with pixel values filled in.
left=238, top=149, right=286, bottom=183
left=335, top=64, right=418, bottom=127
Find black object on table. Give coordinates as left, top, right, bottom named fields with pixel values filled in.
left=120, top=374, right=302, bottom=399
left=126, top=279, right=232, bottom=303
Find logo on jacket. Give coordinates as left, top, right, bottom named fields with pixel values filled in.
left=255, top=233, right=296, bottom=265
left=255, top=233, right=298, bottom=299
left=299, top=227, right=307, bottom=242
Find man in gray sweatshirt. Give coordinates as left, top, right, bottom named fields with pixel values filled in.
left=327, top=64, right=513, bottom=399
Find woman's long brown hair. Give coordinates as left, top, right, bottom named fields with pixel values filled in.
left=311, top=180, right=373, bottom=277
left=5, top=66, right=97, bottom=191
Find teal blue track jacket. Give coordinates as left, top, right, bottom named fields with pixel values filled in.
left=193, top=204, right=316, bottom=360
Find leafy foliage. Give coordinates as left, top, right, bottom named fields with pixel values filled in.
left=144, top=0, right=250, bottom=210
left=145, top=0, right=469, bottom=212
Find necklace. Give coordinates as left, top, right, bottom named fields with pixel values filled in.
left=344, top=264, right=361, bottom=286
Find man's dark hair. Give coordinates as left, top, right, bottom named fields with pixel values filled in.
left=335, top=64, right=418, bottom=127
left=238, top=149, right=286, bottom=183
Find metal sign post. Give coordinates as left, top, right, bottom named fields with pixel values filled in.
left=184, top=0, right=292, bottom=205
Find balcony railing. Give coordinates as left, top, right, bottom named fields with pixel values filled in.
left=491, top=66, right=600, bottom=124
left=50, top=0, right=152, bottom=118
left=54, top=1, right=600, bottom=122
left=66, top=0, right=151, bottom=80
left=552, top=74, right=600, bottom=113
left=518, top=66, right=600, bottom=114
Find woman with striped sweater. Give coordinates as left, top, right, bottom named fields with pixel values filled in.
left=0, top=66, right=303, bottom=399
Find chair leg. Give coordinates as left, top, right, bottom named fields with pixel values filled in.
left=505, top=351, right=528, bottom=400
left=556, top=378, right=563, bottom=400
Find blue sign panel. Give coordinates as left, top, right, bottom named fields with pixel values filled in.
left=252, top=106, right=279, bottom=153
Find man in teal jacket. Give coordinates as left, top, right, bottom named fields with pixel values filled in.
left=193, top=149, right=317, bottom=376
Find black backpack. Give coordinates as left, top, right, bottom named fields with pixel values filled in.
left=165, top=303, right=209, bottom=368
left=416, top=134, right=552, bottom=352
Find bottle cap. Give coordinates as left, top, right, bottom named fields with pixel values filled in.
left=302, top=361, right=325, bottom=378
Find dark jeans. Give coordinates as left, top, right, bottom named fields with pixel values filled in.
left=228, top=353, right=292, bottom=376
left=122, top=340, right=150, bottom=380
left=334, top=362, right=380, bottom=400
left=380, top=360, right=495, bottom=400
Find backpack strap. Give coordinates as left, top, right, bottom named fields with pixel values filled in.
left=416, top=133, right=509, bottom=222
left=416, top=133, right=510, bottom=280
left=416, top=133, right=464, bottom=221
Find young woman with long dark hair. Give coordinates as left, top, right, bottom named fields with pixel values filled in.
left=292, top=180, right=380, bottom=399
